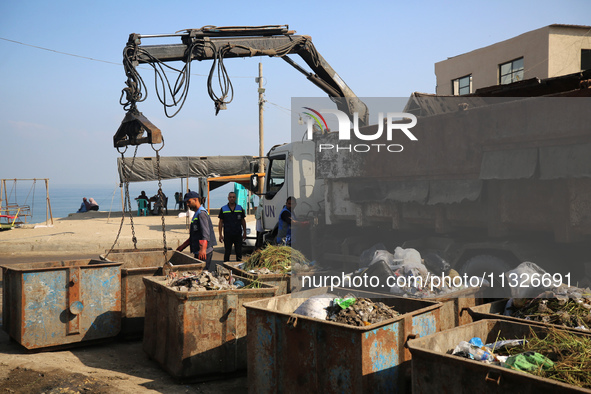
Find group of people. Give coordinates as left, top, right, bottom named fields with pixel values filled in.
left=135, top=191, right=167, bottom=215
left=177, top=191, right=306, bottom=271
left=177, top=190, right=245, bottom=272
left=76, top=197, right=99, bottom=213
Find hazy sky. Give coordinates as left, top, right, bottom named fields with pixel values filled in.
left=1, top=1, right=589, bottom=186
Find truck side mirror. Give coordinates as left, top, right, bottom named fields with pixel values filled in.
left=249, top=174, right=259, bottom=193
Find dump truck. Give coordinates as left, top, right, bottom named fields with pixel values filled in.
left=258, top=71, right=591, bottom=286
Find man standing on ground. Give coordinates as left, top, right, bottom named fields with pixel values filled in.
left=177, top=191, right=218, bottom=271
left=218, top=192, right=247, bottom=262
left=276, top=196, right=308, bottom=246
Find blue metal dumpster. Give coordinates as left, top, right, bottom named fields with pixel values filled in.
left=1, top=259, right=122, bottom=350
left=100, top=249, right=205, bottom=336
left=244, top=287, right=442, bottom=393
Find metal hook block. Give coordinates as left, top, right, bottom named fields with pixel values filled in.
left=113, top=110, right=163, bottom=148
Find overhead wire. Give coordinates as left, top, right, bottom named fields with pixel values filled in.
left=0, top=36, right=257, bottom=78
left=3, top=35, right=316, bottom=119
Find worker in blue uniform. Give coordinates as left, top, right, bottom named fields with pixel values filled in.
left=218, top=192, right=247, bottom=261
left=177, top=191, right=218, bottom=271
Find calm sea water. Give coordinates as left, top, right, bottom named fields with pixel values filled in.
left=2, top=180, right=236, bottom=224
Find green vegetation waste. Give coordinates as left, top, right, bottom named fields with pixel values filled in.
left=243, top=245, right=308, bottom=274
left=502, top=327, right=591, bottom=388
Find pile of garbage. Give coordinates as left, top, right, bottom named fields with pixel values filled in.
left=292, top=294, right=399, bottom=327
left=452, top=328, right=591, bottom=388
left=166, top=271, right=245, bottom=292
left=326, top=297, right=400, bottom=327
left=498, top=262, right=591, bottom=331
left=351, top=244, right=472, bottom=297
left=242, top=244, right=312, bottom=275
left=506, top=285, right=591, bottom=331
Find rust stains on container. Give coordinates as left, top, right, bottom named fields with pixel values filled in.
left=2, top=259, right=122, bottom=350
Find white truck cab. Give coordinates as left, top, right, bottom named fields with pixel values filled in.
left=260, top=140, right=324, bottom=242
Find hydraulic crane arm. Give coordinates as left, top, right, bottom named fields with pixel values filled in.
left=114, top=25, right=368, bottom=147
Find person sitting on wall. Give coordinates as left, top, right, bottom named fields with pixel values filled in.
left=87, top=198, right=99, bottom=211
left=77, top=197, right=88, bottom=213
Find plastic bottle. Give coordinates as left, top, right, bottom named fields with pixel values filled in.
left=453, top=341, right=495, bottom=362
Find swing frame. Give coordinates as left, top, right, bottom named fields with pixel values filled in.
left=0, top=178, right=53, bottom=228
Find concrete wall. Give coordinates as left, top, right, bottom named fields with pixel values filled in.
left=548, top=25, right=591, bottom=77
left=435, top=25, right=591, bottom=95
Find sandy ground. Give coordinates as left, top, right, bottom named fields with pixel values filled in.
left=0, top=210, right=252, bottom=393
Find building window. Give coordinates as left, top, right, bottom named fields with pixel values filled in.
left=582, top=49, right=591, bottom=71
left=452, top=75, right=472, bottom=95
left=499, top=57, right=524, bottom=85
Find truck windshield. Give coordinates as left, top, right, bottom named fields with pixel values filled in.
left=266, top=156, right=285, bottom=195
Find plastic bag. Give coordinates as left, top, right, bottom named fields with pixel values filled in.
left=359, top=243, right=387, bottom=268
left=423, top=252, right=450, bottom=275
left=369, top=250, right=402, bottom=269
left=293, top=294, right=335, bottom=320
left=504, top=262, right=550, bottom=299
left=394, top=247, right=428, bottom=278
left=333, top=297, right=356, bottom=309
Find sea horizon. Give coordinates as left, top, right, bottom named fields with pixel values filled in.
left=1, top=179, right=247, bottom=225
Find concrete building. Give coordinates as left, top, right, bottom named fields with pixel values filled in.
left=435, top=24, right=591, bottom=95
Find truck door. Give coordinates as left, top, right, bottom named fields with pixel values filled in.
left=262, top=154, right=287, bottom=233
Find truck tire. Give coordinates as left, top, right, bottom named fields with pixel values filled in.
left=459, top=255, right=512, bottom=299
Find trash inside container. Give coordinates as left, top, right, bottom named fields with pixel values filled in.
left=223, top=262, right=291, bottom=295
left=1, top=259, right=122, bottom=350
left=343, top=275, right=483, bottom=331
left=468, top=299, right=591, bottom=336
left=100, top=248, right=205, bottom=336
left=407, top=319, right=591, bottom=393
left=244, top=287, right=442, bottom=393
left=223, top=262, right=330, bottom=295
left=142, top=275, right=277, bottom=378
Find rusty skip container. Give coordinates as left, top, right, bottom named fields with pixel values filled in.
left=1, top=259, right=122, bottom=350
left=223, top=262, right=291, bottom=295
left=223, top=262, right=330, bottom=296
left=408, top=319, right=591, bottom=393
left=244, top=287, right=442, bottom=393
left=142, top=275, right=277, bottom=378
left=426, top=286, right=483, bottom=331
left=468, top=299, right=591, bottom=336
left=100, top=249, right=205, bottom=336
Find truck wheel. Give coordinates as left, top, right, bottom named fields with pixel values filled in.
left=459, top=255, right=512, bottom=299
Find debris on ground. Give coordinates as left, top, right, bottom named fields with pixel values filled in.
left=325, top=297, right=400, bottom=326
left=243, top=245, right=310, bottom=274
left=166, top=270, right=245, bottom=291
left=508, top=285, right=591, bottom=330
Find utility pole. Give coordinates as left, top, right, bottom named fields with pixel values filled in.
left=257, top=63, right=265, bottom=182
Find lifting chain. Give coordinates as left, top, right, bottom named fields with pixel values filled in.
left=104, top=145, right=139, bottom=259
left=152, top=140, right=168, bottom=263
